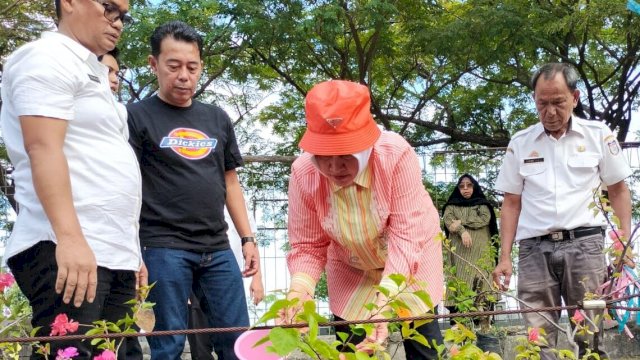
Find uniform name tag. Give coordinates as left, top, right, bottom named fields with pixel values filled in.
left=524, top=157, right=544, bottom=164
left=88, top=74, right=100, bottom=83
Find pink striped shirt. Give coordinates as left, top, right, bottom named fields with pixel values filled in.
left=287, top=132, right=443, bottom=320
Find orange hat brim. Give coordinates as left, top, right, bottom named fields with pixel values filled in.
left=299, top=115, right=381, bottom=155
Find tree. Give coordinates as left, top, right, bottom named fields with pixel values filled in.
left=226, top=0, right=640, bottom=151
left=118, top=0, right=248, bottom=104
left=0, top=0, right=54, bottom=68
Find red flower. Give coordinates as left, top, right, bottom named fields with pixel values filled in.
left=93, top=349, right=116, bottom=360
left=572, top=310, right=585, bottom=324
left=609, top=230, right=625, bottom=251
left=0, top=273, right=15, bottom=292
left=50, top=314, right=79, bottom=336
left=528, top=327, right=540, bottom=343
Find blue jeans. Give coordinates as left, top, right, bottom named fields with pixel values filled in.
left=143, top=247, right=249, bottom=360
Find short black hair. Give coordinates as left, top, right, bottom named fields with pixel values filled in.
left=150, top=21, right=203, bottom=59
left=531, top=63, right=580, bottom=93
left=98, top=47, right=121, bottom=67
left=54, top=0, right=60, bottom=19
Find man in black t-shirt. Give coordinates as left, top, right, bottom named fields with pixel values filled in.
left=127, top=21, right=260, bottom=360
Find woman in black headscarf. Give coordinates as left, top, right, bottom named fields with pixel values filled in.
left=442, top=174, right=499, bottom=320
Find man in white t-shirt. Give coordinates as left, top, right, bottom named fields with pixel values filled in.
left=492, top=63, right=632, bottom=359
left=0, top=1, right=144, bottom=358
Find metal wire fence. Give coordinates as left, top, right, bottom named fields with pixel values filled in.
left=1, top=144, right=640, bottom=331
left=245, top=144, right=640, bottom=331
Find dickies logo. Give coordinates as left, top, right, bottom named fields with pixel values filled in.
left=160, top=128, right=217, bottom=160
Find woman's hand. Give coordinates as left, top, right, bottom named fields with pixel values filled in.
left=448, top=219, right=461, bottom=232
left=461, top=231, right=472, bottom=248
left=277, top=289, right=313, bottom=326
left=354, top=313, right=389, bottom=354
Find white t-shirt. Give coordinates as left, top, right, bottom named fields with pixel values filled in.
left=495, top=117, right=632, bottom=241
left=0, top=32, right=142, bottom=270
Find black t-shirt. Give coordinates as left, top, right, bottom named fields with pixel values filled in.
left=127, top=96, right=243, bottom=252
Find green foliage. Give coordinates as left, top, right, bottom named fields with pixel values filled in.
left=0, top=277, right=33, bottom=359
left=0, top=280, right=154, bottom=359
left=442, top=230, right=500, bottom=334
left=256, top=273, right=498, bottom=359
left=0, top=0, right=55, bottom=63
left=224, top=0, right=640, bottom=153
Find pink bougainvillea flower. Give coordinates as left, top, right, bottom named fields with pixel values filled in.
left=56, top=346, right=79, bottom=360
left=528, top=327, right=540, bottom=343
left=93, top=349, right=116, bottom=360
left=0, top=273, right=15, bottom=292
left=450, top=346, right=460, bottom=356
left=572, top=310, right=585, bottom=324
left=609, top=230, right=625, bottom=251
left=50, top=313, right=79, bottom=336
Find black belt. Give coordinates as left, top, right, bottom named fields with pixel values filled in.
left=528, top=226, right=604, bottom=242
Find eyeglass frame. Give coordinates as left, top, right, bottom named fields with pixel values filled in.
left=91, top=0, right=134, bottom=26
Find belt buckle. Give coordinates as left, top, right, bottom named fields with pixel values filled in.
left=550, top=231, right=563, bottom=241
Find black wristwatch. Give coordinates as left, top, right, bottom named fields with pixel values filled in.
left=241, top=236, right=255, bottom=246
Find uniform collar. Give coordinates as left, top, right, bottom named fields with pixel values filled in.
left=43, top=31, right=97, bottom=63
left=533, top=116, right=584, bottom=140
left=330, top=166, right=372, bottom=192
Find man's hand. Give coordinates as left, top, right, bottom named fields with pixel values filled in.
left=448, top=219, right=461, bottom=232
left=241, top=242, right=260, bottom=277
left=250, top=276, right=264, bottom=305
left=461, top=231, right=472, bottom=248
left=55, top=238, right=97, bottom=307
left=136, top=262, right=149, bottom=300
left=491, top=258, right=513, bottom=291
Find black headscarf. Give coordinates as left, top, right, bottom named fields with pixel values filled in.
left=441, top=174, right=499, bottom=240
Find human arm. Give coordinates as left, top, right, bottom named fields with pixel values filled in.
left=225, top=169, right=259, bottom=277
left=462, top=205, right=492, bottom=229
left=491, top=192, right=521, bottom=291
left=607, top=180, right=634, bottom=267
left=443, top=206, right=462, bottom=234
left=20, top=116, right=97, bottom=307
left=136, top=262, right=149, bottom=300
left=280, top=160, right=330, bottom=323
left=250, top=267, right=264, bottom=305
left=458, top=205, right=492, bottom=247
left=607, top=180, right=632, bottom=241
left=378, top=142, right=443, bottom=304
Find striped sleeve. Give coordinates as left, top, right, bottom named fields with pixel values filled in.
left=286, top=160, right=330, bottom=293
left=379, top=139, right=443, bottom=298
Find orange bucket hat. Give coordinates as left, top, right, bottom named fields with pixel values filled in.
left=299, top=80, right=381, bottom=155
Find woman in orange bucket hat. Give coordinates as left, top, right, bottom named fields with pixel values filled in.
left=283, top=80, right=444, bottom=358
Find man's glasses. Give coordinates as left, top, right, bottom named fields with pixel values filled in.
left=92, top=0, right=134, bottom=26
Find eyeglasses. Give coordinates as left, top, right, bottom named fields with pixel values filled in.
left=92, top=0, right=134, bottom=26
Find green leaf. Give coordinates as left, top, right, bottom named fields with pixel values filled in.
left=268, top=327, right=299, bottom=356
left=336, top=331, right=349, bottom=342
left=374, top=286, right=390, bottom=298
left=253, top=333, right=270, bottom=347
left=388, top=273, right=406, bottom=287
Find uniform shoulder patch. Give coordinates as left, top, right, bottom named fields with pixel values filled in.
left=605, top=135, right=621, bottom=155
